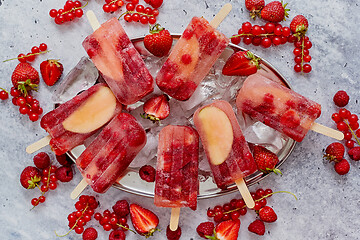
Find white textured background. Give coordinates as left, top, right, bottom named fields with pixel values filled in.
left=0, top=0, right=360, bottom=239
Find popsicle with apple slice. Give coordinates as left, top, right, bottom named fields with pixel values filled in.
left=26, top=83, right=122, bottom=154
left=193, top=100, right=258, bottom=208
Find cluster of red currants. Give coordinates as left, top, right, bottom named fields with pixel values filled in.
left=116, top=0, right=160, bottom=24
left=291, top=36, right=312, bottom=73
left=94, top=208, right=130, bottom=232
left=31, top=165, right=59, bottom=207
left=9, top=87, right=43, bottom=122
left=49, top=0, right=87, bottom=25
left=206, top=188, right=273, bottom=223
left=15, top=43, right=48, bottom=63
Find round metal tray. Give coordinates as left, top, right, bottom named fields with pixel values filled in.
left=67, top=34, right=296, bottom=199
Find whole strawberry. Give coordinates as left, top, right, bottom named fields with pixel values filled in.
left=334, top=159, right=350, bottom=175
left=11, top=62, right=39, bottom=95
left=261, top=1, right=289, bottom=22
left=196, top=222, right=214, bottom=239
left=222, top=50, right=261, bottom=76
left=248, top=219, right=265, bottom=235
left=259, top=206, right=277, bottom=222
left=324, top=142, right=345, bottom=162
left=333, top=90, right=349, bottom=107
left=20, top=166, right=41, bottom=189
left=253, top=145, right=282, bottom=175
left=40, top=59, right=64, bottom=86
left=290, top=15, right=308, bottom=36
left=144, top=24, right=173, bottom=57
left=348, top=146, right=360, bottom=161
left=245, top=0, right=265, bottom=19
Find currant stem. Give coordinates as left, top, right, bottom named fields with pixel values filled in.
left=3, top=50, right=51, bottom=63
left=116, top=223, right=137, bottom=234
left=344, top=120, right=360, bottom=146
left=61, top=0, right=89, bottom=16
left=300, top=37, right=305, bottom=71
left=118, top=10, right=154, bottom=20
left=55, top=204, right=89, bottom=237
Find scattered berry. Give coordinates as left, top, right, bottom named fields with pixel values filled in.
left=261, top=1, right=289, bottom=22
left=144, top=24, right=173, bottom=57
left=290, top=15, right=308, bottom=36
left=324, top=142, right=345, bottom=161
left=11, top=62, right=39, bottom=96
left=20, top=166, right=41, bottom=189
left=166, top=225, right=181, bottom=240
left=248, top=219, right=265, bottom=235
left=348, top=147, right=360, bottom=161
left=82, top=227, right=98, bottom=240
left=139, top=165, right=156, bottom=182
left=253, top=145, right=281, bottom=174
left=334, top=159, right=350, bottom=175
left=55, top=166, right=74, bottom=182
left=33, top=152, right=51, bottom=169
left=109, top=229, right=126, bottom=240
left=259, top=206, right=277, bottom=222
left=333, top=90, right=349, bottom=107
left=245, top=0, right=265, bottom=19
left=112, top=200, right=130, bottom=218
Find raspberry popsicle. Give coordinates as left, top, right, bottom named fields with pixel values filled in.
left=31, top=83, right=122, bottom=155
left=76, top=113, right=146, bottom=194
left=236, top=74, right=343, bottom=141
left=156, top=5, right=231, bottom=101
left=193, top=100, right=257, bottom=208
left=154, top=125, right=199, bottom=230
left=83, top=15, right=154, bottom=105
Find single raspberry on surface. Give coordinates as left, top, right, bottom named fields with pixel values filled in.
left=109, top=229, right=125, bottom=240
left=334, top=159, right=350, bottom=175
left=196, top=222, right=215, bottom=239
left=55, top=154, right=74, bottom=166
left=55, top=166, right=74, bottom=182
left=166, top=225, right=182, bottom=240
left=112, top=200, right=130, bottom=218
left=139, top=165, right=156, bottom=182
left=82, top=227, right=98, bottom=240
left=348, top=147, right=360, bottom=161
left=259, top=206, right=278, bottom=222
left=333, top=90, right=349, bottom=107
left=33, top=152, right=51, bottom=169
left=248, top=219, right=265, bottom=235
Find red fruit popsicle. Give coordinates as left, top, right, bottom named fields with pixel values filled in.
left=83, top=17, right=154, bottom=105
left=40, top=83, right=122, bottom=155
left=76, top=112, right=146, bottom=193
left=156, top=16, right=229, bottom=101
left=194, top=100, right=257, bottom=190
left=236, top=74, right=322, bottom=142
left=154, top=125, right=199, bottom=210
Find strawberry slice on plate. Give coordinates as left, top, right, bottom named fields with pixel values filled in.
left=142, top=94, right=170, bottom=122
left=40, top=59, right=64, bottom=86
left=130, top=203, right=159, bottom=237
left=222, top=50, right=261, bottom=76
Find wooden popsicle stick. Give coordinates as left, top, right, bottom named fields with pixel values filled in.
left=209, top=3, right=232, bottom=28
left=235, top=178, right=255, bottom=209
left=169, top=208, right=181, bottom=231
left=26, top=135, right=51, bottom=154
left=311, top=122, right=344, bottom=140
left=70, top=179, right=88, bottom=200
left=86, top=10, right=101, bottom=31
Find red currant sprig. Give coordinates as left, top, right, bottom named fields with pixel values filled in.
left=332, top=108, right=360, bottom=148
left=293, top=36, right=312, bottom=73
left=103, top=0, right=125, bottom=13
left=3, top=43, right=49, bottom=63
left=50, top=0, right=89, bottom=25
left=56, top=195, right=98, bottom=236
left=10, top=88, right=43, bottom=122
left=94, top=209, right=136, bottom=233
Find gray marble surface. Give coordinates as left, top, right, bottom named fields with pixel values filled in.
left=1, top=0, right=360, bottom=239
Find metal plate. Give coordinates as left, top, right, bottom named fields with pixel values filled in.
left=66, top=34, right=296, bottom=199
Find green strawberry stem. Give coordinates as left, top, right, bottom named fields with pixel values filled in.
left=221, top=191, right=297, bottom=214
left=140, top=113, right=161, bottom=123
left=60, top=0, right=88, bottom=16
left=149, top=23, right=164, bottom=34
left=17, top=79, right=38, bottom=97
left=343, top=120, right=360, bottom=146
left=116, top=223, right=137, bottom=234
left=3, top=50, right=50, bottom=63
left=205, top=229, right=219, bottom=240
left=118, top=11, right=155, bottom=20
left=55, top=204, right=89, bottom=237
left=245, top=51, right=261, bottom=70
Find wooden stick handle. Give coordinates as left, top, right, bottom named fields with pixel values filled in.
left=210, top=3, right=232, bottom=28
left=311, top=122, right=344, bottom=140
left=235, top=178, right=255, bottom=209
left=70, top=179, right=88, bottom=200
left=26, top=135, right=51, bottom=154
left=86, top=10, right=101, bottom=31
left=169, top=208, right=181, bottom=231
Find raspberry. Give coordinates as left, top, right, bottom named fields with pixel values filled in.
left=82, top=227, right=98, bottom=240
left=109, top=229, right=125, bottom=240
left=112, top=200, right=130, bottom=218
left=55, top=154, right=73, bottom=166
left=33, top=152, right=51, bottom=169
left=139, top=165, right=156, bottom=182
left=348, top=147, right=360, bottom=161
left=166, top=225, right=182, bottom=240
left=333, top=90, right=349, bottom=107
left=196, top=222, right=215, bottom=239
left=259, top=206, right=277, bottom=222
left=248, top=219, right=265, bottom=235
left=334, top=159, right=350, bottom=175
left=55, top=166, right=74, bottom=182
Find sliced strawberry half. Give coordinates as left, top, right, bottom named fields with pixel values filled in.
left=40, top=59, right=64, bottom=86
left=222, top=51, right=261, bottom=76
left=130, top=203, right=159, bottom=237
left=142, top=94, right=170, bottom=122
left=214, top=219, right=240, bottom=240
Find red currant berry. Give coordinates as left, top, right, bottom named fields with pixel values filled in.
left=264, top=189, right=273, bottom=196
left=124, top=14, right=132, bottom=22
left=19, top=106, right=29, bottom=115
left=75, top=226, right=84, bottom=234
left=31, top=46, right=40, bottom=54
left=293, top=48, right=301, bottom=56
left=303, top=64, right=312, bottom=73
left=223, top=203, right=231, bottom=212
left=243, top=36, right=252, bottom=45
left=239, top=207, right=247, bottom=215
left=288, top=34, right=297, bottom=43
left=251, top=25, right=262, bottom=36
left=103, top=4, right=111, bottom=12
left=207, top=209, right=215, bottom=217
left=126, top=3, right=135, bottom=11
left=344, top=132, right=352, bottom=140
left=242, top=22, right=252, bottom=33
left=10, top=88, right=20, bottom=97
left=213, top=212, right=223, bottom=222
left=274, top=26, right=282, bottom=36
left=83, top=214, right=92, bottom=222
left=345, top=140, right=355, bottom=148
left=264, top=22, right=275, bottom=33
left=256, top=188, right=265, bottom=198
left=350, top=121, right=359, bottom=130
left=26, top=53, right=35, bottom=62
left=261, top=38, right=272, bottom=48
left=0, top=90, right=9, bottom=100
left=282, top=27, right=291, bottom=37
left=231, top=35, right=241, bottom=44
left=303, top=49, right=310, bottom=56
left=337, top=121, right=348, bottom=131
left=31, top=198, right=39, bottom=206
left=303, top=55, right=312, bottom=62
left=144, top=7, right=153, bottom=15
left=119, top=217, right=127, bottom=225
left=49, top=182, right=57, bottom=190
left=294, top=41, right=302, bottom=48
left=339, top=109, right=351, bottom=119
left=214, top=205, right=222, bottom=212
left=75, top=9, right=83, bottom=18
left=140, top=15, right=149, bottom=24
left=259, top=198, right=267, bottom=207
left=68, top=214, right=77, bottom=222
left=148, top=16, right=156, bottom=24
left=356, top=129, right=360, bottom=138
left=64, top=0, right=75, bottom=10
left=78, top=218, right=86, bottom=226
left=294, top=56, right=302, bottom=64
left=110, top=3, right=118, bottom=12
left=252, top=37, right=262, bottom=46
left=17, top=53, right=27, bottom=63
left=94, top=213, right=102, bottom=221
left=131, top=13, right=140, bottom=22
left=349, top=114, right=358, bottom=124
left=230, top=211, right=240, bottom=220
left=294, top=64, right=302, bottom=72
left=222, top=214, right=230, bottom=221
left=74, top=0, right=82, bottom=7
left=304, top=40, right=312, bottom=49
left=41, top=185, right=48, bottom=192
left=152, top=9, right=159, bottom=16
left=136, top=4, right=145, bottom=12
left=49, top=9, right=58, bottom=18
left=39, top=43, right=47, bottom=51
left=29, top=113, right=39, bottom=122
left=332, top=113, right=342, bottom=123
left=253, top=202, right=262, bottom=211
left=55, top=15, right=65, bottom=25
left=272, top=36, right=281, bottom=46
left=65, top=12, right=75, bottom=21
left=236, top=199, right=245, bottom=209
left=75, top=201, right=85, bottom=211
